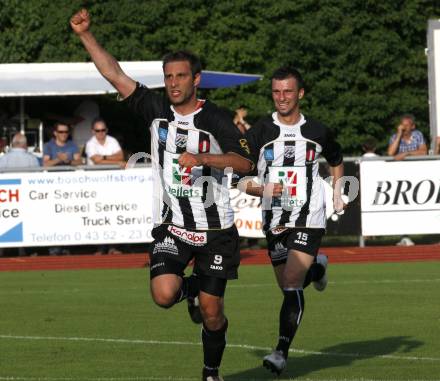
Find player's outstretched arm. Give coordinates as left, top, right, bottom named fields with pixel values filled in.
left=70, top=8, right=136, bottom=99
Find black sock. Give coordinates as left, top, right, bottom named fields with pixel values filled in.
left=188, top=272, right=200, bottom=298
left=310, top=262, right=325, bottom=282
left=303, top=262, right=326, bottom=288
left=174, top=273, right=200, bottom=304
left=303, top=269, right=313, bottom=288
left=202, top=318, right=228, bottom=379
left=276, top=289, right=305, bottom=359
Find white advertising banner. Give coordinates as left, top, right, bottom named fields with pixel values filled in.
left=0, top=168, right=344, bottom=247
left=0, top=168, right=154, bottom=248
left=360, top=160, right=440, bottom=235
left=230, top=188, right=265, bottom=238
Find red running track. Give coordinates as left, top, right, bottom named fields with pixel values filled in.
left=0, top=245, right=439, bottom=272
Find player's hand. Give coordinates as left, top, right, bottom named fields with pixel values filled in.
left=397, top=123, right=405, bottom=134
left=333, top=194, right=347, bottom=215
left=70, top=8, right=91, bottom=35
left=263, top=182, right=283, bottom=198
left=178, top=152, right=202, bottom=167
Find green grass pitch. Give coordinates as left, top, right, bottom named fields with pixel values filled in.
left=0, top=261, right=439, bottom=380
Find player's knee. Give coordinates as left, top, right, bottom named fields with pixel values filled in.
left=282, top=276, right=304, bottom=289
left=199, top=301, right=223, bottom=327
left=282, top=267, right=308, bottom=288
left=150, top=287, right=177, bottom=309
left=202, top=311, right=225, bottom=331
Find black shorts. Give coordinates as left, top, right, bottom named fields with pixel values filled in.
left=266, top=227, right=325, bottom=266
left=149, top=223, right=240, bottom=280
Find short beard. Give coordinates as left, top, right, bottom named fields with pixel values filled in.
left=168, top=88, right=195, bottom=107
left=277, top=108, right=294, bottom=117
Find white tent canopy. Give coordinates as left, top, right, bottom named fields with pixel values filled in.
left=0, top=62, right=262, bottom=97
left=0, top=61, right=164, bottom=96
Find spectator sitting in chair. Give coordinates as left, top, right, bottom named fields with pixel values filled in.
left=43, top=122, right=82, bottom=167
left=387, top=114, right=425, bottom=246
left=387, top=114, right=427, bottom=160
left=85, top=117, right=124, bottom=255
left=43, top=122, right=81, bottom=256
left=0, top=133, right=40, bottom=257
left=0, top=133, right=39, bottom=169
left=85, top=117, right=124, bottom=166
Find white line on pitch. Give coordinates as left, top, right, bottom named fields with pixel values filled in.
left=1, top=278, right=440, bottom=295
left=0, top=334, right=438, bottom=362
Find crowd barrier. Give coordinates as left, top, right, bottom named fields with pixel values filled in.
left=1, top=156, right=439, bottom=248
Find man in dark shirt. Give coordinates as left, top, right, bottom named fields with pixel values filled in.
left=71, top=9, right=252, bottom=381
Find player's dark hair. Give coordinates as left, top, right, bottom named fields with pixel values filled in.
left=271, top=66, right=305, bottom=90
left=162, top=50, right=202, bottom=78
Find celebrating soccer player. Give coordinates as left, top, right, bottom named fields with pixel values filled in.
left=243, top=66, right=345, bottom=375
left=71, top=9, right=253, bottom=381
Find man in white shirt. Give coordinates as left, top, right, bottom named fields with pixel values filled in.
left=85, top=117, right=124, bottom=166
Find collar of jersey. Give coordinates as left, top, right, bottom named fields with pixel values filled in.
left=273, top=112, right=306, bottom=128
left=170, top=99, right=206, bottom=118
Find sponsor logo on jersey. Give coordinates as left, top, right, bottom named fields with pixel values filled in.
left=167, top=185, right=202, bottom=197
left=239, top=138, right=251, bottom=154
left=199, top=139, right=210, bottom=153
left=177, top=121, right=189, bottom=125
left=284, top=145, right=296, bottom=159
left=153, top=236, right=179, bottom=256
left=278, top=170, right=297, bottom=196
left=172, top=158, right=192, bottom=185
left=159, top=127, right=168, bottom=143
left=175, top=133, right=188, bottom=148
left=169, top=159, right=202, bottom=197
left=264, top=148, right=274, bottom=161
left=168, top=225, right=207, bottom=246
left=271, top=227, right=288, bottom=235
left=306, top=149, right=316, bottom=162
left=284, top=133, right=296, bottom=138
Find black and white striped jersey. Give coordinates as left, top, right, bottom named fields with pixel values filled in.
left=124, top=83, right=252, bottom=230
left=246, top=112, right=343, bottom=232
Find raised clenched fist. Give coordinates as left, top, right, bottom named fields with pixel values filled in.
left=70, top=8, right=90, bottom=35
